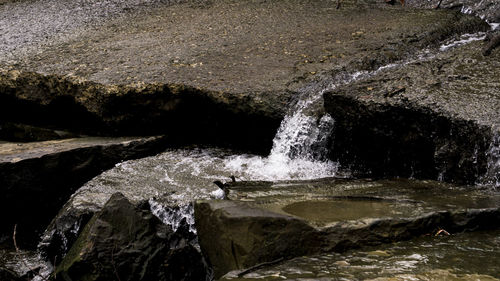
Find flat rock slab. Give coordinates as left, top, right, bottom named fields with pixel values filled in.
left=0, top=136, right=168, bottom=247
left=221, top=229, right=500, bottom=280
left=325, top=40, right=500, bottom=130
left=0, top=0, right=490, bottom=151
left=194, top=179, right=500, bottom=278
left=0, top=137, right=159, bottom=162
left=2, top=0, right=487, bottom=93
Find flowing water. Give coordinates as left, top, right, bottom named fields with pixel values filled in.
left=222, top=230, right=500, bottom=280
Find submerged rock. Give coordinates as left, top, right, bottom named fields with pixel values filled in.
left=56, top=193, right=209, bottom=281
left=0, top=136, right=168, bottom=248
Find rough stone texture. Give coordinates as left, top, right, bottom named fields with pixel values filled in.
left=324, top=40, right=500, bottom=184
left=0, top=70, right=284, bottom=152
left=56, top=193, right=209, bottom=281
left=0, top=0, right=489, bottom=152
left=483, top=31, right=500, bottom=56
left=0, top=136, right=168, bottom=248
left=406, top=0, right=500, bottom=23
left=195, top=199, right=500, bottom=279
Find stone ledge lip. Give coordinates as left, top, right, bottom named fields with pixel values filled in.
left=0, top=136, right=163, bottom=163
left=195, top=197, right=500, bottom=279
left=0, top=135, right=169, bottom=248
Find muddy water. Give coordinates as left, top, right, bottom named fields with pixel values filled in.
left=223, top=230, right=500, bottom=280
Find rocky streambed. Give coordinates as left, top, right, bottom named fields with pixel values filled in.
left=1, top=0, right=499, bottom=280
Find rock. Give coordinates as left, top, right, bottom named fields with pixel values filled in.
left=197, top=199, right=500, bottom=278
left=0, top=71, right=284, bottom=153
left=406, top=0, right=500, bottom=23
left=0, top=122, right=79, bottom=142
left=483, top=32, right=500, bottom=56
left=56, top=193, right=209, bottom=281
left=220, top=229, right=500, bottom=280
left=0, top=0, right=488, bottom=152
left=324, top=40, right=500, bottom=184
left=0, top=267, right=22, bottom=281
left=194, top=200, right=319, bottom=279
left=0, top=136, right=168, bottom=248
left=194, top=179, right=500, bottom=278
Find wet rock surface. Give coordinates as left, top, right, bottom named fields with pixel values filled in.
left=221, top=229, right=500, bottom=280
left=0, top=136, right=168, bottom=248
left=56, top=192, right=209, bottom=281
left=194, top=179, right=500, bottom=278
left=324, top=39, right=500, bottom=184
left=406, top=0, right=500, bottom=23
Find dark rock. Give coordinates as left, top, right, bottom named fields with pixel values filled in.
left=194, top=200, right=319, bottom=279
left=0, top=70, right=284, bottom=154
left=0, top=136, right=168, bottom=248
left=0, top=122, right=78, bottom=142
left=0, top=266, right=23, bottom=281
left=56, top=193, right=209, bottom=281
left=324, top=40, right=500, bottom=185
left=483, top=32, right=500, bottom=56
left=195, top=199, right=500, bottom=279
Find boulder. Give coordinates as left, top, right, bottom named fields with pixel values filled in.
left=56, top=193, right=209, bottom=281
left=0, top=136, right=168, bottom=248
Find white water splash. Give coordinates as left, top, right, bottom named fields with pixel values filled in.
left=149, top=199, right=197, bottom=234
left=439, top=32, right=487, bottom=52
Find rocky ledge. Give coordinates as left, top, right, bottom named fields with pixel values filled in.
left=325, top=38, right=500, bottom=185
left=0, top=136, right=168, bottom=248
left=0, top=0, right=490, bottom=153
left=194, top=179, right=500, bottom=278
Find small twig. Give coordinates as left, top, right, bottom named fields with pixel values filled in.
left=435, top=228, right=450, bottom=236
left=53, top=255, right=57, bottom=280
left=384, top=87, right=406, bottom=98
left=434, top=0, right=443, bottom=9
left=237, top=257, right=284, bottom=277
